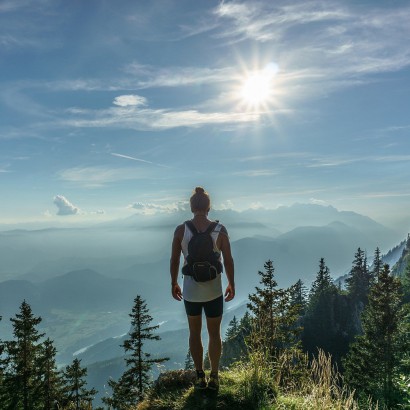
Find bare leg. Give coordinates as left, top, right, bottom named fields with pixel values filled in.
left=187, top=315, right=203, bottom=371
left=206, top=315, right=222, bottom=374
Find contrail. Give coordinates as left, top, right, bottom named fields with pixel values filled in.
left=111, top=152, right=170, bottom=168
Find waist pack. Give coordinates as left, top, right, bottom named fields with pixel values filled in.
left=182, top=220, right=223, bottom=282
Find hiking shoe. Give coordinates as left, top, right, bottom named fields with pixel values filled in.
left=194, top=371, right=207, bottom=390
left=207, top=373, right=219, bottom=390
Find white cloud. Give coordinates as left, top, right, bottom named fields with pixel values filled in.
left=53, top=195, right=80, bottom=216
left=90, top=209, right=105, bottom=215
left=249, top=201, right=264, bottom=210
left=113, top=95, right=147, bottom=107
left=129, top=201, right=188, bottom=215
left=309, top=198, right=329, bottom=206
left=217, top=200, right=234, bottom=210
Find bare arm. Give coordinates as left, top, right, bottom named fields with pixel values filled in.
left=219, top=230, right=235, bottom=302
left=170, top=225, right=184, bottom=301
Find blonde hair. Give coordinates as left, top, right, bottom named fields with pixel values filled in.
left=190, top=186, right=211, bottom=213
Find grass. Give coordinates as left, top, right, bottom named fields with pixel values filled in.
left=137, top=370, right=265, bottom=410
left=135, top=350, right=377, bottom=410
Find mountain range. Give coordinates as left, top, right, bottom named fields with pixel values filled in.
left=0, top=203, right=407, bottom=365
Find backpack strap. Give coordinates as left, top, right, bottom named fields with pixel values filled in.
left=185, top=220, right=198, bottom=235
left=205, top=221, right=218, bottom=235
left=185, top=220, right=218, bottom=235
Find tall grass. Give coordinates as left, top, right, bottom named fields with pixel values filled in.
left=274, top=349, right=377, bottom=410
left=233, top=349, right=277, bottom=408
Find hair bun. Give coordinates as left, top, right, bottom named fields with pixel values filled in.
left=195, top=186, right=205, bottom=194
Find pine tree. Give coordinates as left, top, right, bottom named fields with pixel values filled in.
left=36, top=338, right=63, bottom=410
left=289, top=279, right=307, bottom=315
left=225, top=316, right=239, bottom=340
left=103, top=295, right=168, bottom=409
left=343, top=264, right=410, bottom=408
left=303, top=258, right=342, bottom=359
left=239, top=310, right=252, bottom=336
left=345, top=248, right=372, bottom=336
left=220, top=316, right=243, bottom=368
left=61, top=358, right=97, bottom=410
left=310, top=258, right=333, bottom=298
left=248, top=260, right=301, bottom=360
left=346, top=247, right=372, bottom=307
left=184, top=350, right=194, bottom=370
left=372, top=247, right=383, bottom=279
left=3, top=300, right=45, bottom=410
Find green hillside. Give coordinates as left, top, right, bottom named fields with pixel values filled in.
left=136, top=354, right=364, bottom=410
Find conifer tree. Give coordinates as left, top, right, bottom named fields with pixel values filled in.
left=345, top=248, right=372, bottom=336
left=343, top=264, right=409, bottom=408
left=220, top=311, right=253, bottom=368
left=184, top=350, right=194, bottom=370
left=346, top=248, right=372, bottom=307
left=61, top=358, right=96, bottom=410
left=239, top=310, right=252, bottom=336
left=290, top=279, right=307, bottom=315
left=302, top=258, right=344, bottom=359
left=36, top=338, right=63, bottom=410
left=3, top=300, right=45, bottom=410
left=103, top=295, right=168, bottom=409
left=220, top=316, right=243, bottom=368
left=248, top=260, right=301, bottom=360
left=225, top=316, right=239, bottom=340
left=310, top=258, right=333, bottom=298
left=372, top=247, right=383, bottom=279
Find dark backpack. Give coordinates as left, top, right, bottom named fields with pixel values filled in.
left=182, top=220, right=223, bottom=282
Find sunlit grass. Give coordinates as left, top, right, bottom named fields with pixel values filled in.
left=135, top=349, right=374, bottom=410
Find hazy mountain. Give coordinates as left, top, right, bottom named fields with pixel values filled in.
left=0, top=269, right=176, bottom=362
left=1, top=203, right=399, bottom=283
left=0, top=203, right=403, bottom=371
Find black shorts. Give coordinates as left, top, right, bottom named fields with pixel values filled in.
left=184, top=295, right=223, bottom=318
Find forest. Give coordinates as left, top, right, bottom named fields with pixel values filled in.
left=1, top=239, right=410, bottom=410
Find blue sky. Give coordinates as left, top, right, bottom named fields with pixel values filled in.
left=1, top=0, right=410, bottom=229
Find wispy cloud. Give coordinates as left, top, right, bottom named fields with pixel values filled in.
left=239, top=152, right=311, bottom=162
left=233, top=169, right=278, bottom=177
left=58, top=166, right=157, bottom=188
left=3, top=64, right=236, bottom=96
left=308, top=154, right=410, bottom=168
left=0, top=0, right=35, bottom=13
left=358, top=191, right=410, bottom=199
left=59, top=105, right=260, bottom=131
left=123, top=63, right=235, bottom=89
left=212, top=1, right=410, bottom=95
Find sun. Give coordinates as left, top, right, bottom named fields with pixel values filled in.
left=241, top=73, right=271, bottom=105
left=238, top=64, right=279, bottom=110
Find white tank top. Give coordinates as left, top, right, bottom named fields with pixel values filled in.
left=181, top=221, right=223, bottom=302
